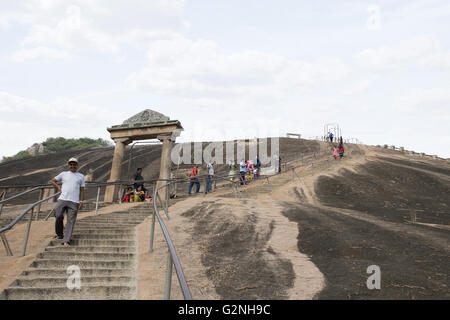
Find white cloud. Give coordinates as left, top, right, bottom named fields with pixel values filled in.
left=125, top=36, right=349, bottom=100
left=6, top=1, right=187, bottom=61
left=393, top=87, right=450, bottom=114
left=11, top=46, right=73, bottom=61
left=0, top=91, right=124, bottom=158
left=354, top=35, right=450, bottom=71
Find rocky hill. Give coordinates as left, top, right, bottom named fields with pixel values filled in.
left=0, top=137, right=449, bottom=300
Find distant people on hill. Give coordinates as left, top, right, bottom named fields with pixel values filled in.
left=333, top=146, right=338, bottom=160
left=50, top=157, right=85, bottom=247
left=329, top=132, right=334, bottom=143
left=188, top=165, right=200, bottom=194
left=339, top=145, right=345, bottom=159
left=254, top=156, right=261, bottom=179
left=239, top=160, right=247, bottom=185
left=247, top=160, right=254, bottom=180
left=339, top=136, right=343, bottom=147
left=206, top=162, right=214, bottom=193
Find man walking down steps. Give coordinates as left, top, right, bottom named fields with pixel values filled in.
left=50, top=157, right=85, bottom=247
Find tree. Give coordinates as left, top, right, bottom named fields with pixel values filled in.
left=1, top=137, right=112, bottom=163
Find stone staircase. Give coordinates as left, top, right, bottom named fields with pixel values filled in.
left=0, top=203, right=152, bottom=300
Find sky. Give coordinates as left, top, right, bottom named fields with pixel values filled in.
left=1, top=0, right=450, bottom=160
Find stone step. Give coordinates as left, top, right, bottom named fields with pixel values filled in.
left=1, top=285, right=135, bottom=300
left=21, top=268, right=132, bottom=278
left=50, top=239, right=136, bottom=246
left=38, top=251, right=135, bottom=261
left=70, top=234, right=135, bottom=240
left=72, top=229, right=135, bottom=235
left=12, top=275, right=135, bottom=288
left=84, top=213, right=148, bottom=217
left=45, top=246, right=135, bottom=254
left=31, top=259, right=134, bottom=269
left=74, top=227, right=136, bottom=232
left=78, top=218, right=146, bottom=224
left=75, top=222, right=139, bottom=228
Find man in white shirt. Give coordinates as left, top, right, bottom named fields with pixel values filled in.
left=50, top=157, right=85, bottom=246
left=206, top=162, right=214, bottom=193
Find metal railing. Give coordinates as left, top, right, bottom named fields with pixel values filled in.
left=0, top=186, right=42, bottom=218
left=150, top=178, right=191, bottom=300
left=0, top=191, right=61, bottom=256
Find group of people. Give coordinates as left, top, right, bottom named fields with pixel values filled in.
left=326, top=132, right=334, bottom=143
left=332, top=137, right=345, bottom=160
left=121, top=168, right=151, bottom=202
left=237, top=156, right=262, bottom=185
left=187, top=162, right=215, bottom=194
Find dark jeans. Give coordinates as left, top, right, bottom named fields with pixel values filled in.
left=207, top=175, right=213, bottom=192
left=55, top=200, right=78, bottom=243
left=240, top=171, right=246, bottom=185
left=188, top=180, right=200, bottom=194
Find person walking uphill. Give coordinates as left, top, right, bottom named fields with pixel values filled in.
left=333, top=146, right=338, bottom=160
left=50, top=158, right=85, bottom=247
left=206, top=162, right=214, bottom=193
left=188, top=165, right=200, bottom=194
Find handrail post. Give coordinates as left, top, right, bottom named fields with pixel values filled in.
left=1, top=233, right=13, bottom=256
left=35, top=188, right=45, bottom=221
left=118, top=184, right=123, bottom=204
left=36, top=187, right=44, bottom=214
left=149, top=206, right=156, bottom=252
left=22, top=211, right=33, bottom=256
left=164, top=250, right=173, bottom=300
left=165, top=184, right=169, bottom=211
left=0, top=188, right=7, bottom=217
left=95, top=186, right=101, bottom=215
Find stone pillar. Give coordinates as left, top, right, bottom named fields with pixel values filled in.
left=105, top=138, right=130, bottom=202
left=155, top=135, right=174, bottom=203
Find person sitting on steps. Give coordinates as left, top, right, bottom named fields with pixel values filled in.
left=121, top=187, right=134, bottom=203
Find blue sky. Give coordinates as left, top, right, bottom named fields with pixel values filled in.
left=1, top=0, right=449, bottom=159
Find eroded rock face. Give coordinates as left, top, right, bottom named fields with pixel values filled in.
left=181, top=200, right=296, bottom=300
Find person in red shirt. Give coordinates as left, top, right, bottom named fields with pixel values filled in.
left=339, top=146, right=344, bottom=159
left=188, top=165, right=200, bottom=194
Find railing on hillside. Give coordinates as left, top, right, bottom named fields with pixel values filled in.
left=0, top=192, right=61, bottom=256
